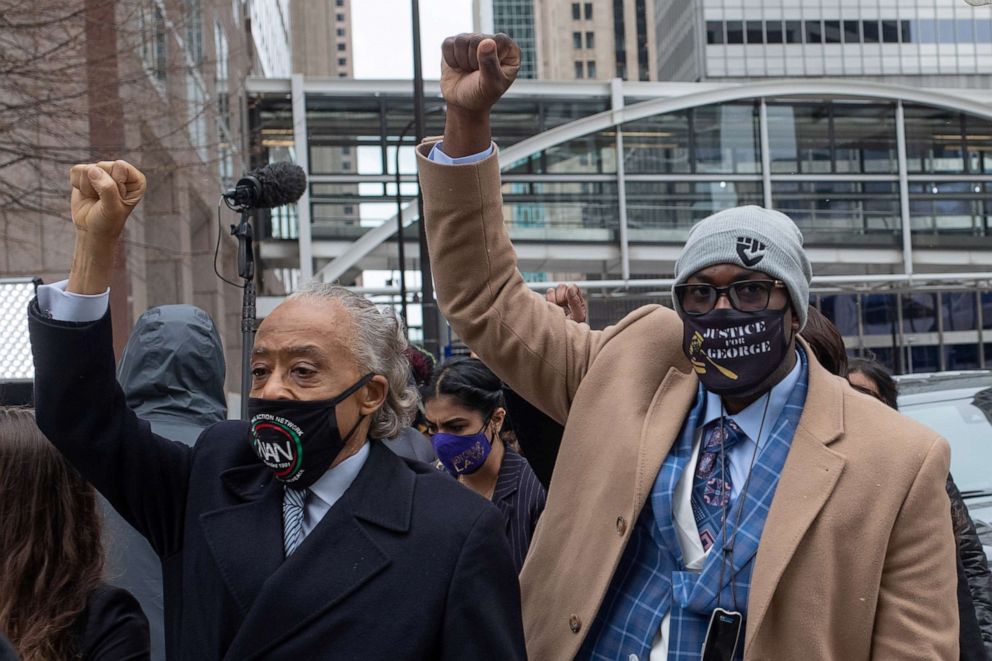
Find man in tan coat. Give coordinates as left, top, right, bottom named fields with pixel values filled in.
left=418, top=33, right=958, bottom=660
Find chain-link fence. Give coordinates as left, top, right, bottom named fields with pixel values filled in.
left=0, top=278, right=39, bottom=380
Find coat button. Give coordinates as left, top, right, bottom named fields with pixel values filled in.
left=569, top=614, right=582, bottom=634
left=616, top=515, right=627, bottom=536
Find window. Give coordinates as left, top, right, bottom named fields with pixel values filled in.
left=978, top=20, right=992, bottom=43
left=805, top=20, right=823, bottom=44
left=338, top=57, right=346, bottom=66
left=140, top=3, right=168, bottom=82
left=573, top=31, right=582, bottom=48
left=574, top=61, right=584, bottom=78
left=957, top=20, right=975, bottom=42
left=342, top=161, right=351, bottom=171
left=939, top=20, right=956, bottom=43
left=335, top=0, right=344, bottom=6
left=337, top=43, right=346, bottom=51
left=336, top=12, right=345, bottom=21
left=824, top=20, right=841, bottom=43
left=746, top=21, right=763, bottom=44
left=572, top=2, right=580, bottom=19
left=843, top=20, right=860, bottom=43
left=587, top=60, right=597, bottom=77
left=726, top=20, right=743, bottom=44
left=586, top=31, right=595, bottom=48
left=707, top=21, right=724, bottom=44
left=584, top=3, right=592, bottom=19
left=785, top=21, right=802, bottom=44
left=900, top=21, right=912, bottom=43
left=863, top=20, right=880, bottom=43
left=184, top=0, right=203, bottom=65
left=338, top=72, right=346, bottom=77
left=766, top=21, right=783, bottom=44
left=881, top=20, right=899, bottom=43
left=337, top=28, right=345, bottom=37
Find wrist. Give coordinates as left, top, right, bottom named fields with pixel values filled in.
left=68, top=233, right=116, bottom=294
left=442, top=106, right=492, bottom=158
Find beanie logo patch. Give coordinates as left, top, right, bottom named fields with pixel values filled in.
left=736, top=236, right=767, bottom=268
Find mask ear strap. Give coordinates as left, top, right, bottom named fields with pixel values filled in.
left=331, top=372, right=376, bottom=443
left=329, top=372, right=375, bottom=406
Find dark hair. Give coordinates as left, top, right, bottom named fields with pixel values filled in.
left=422, top=357, right=504, bottom=418
left=0, top=407, right=104, bottom=661
left=801, top=306, right=848, bottom=376
left=847, top=357, right=899, bottom=410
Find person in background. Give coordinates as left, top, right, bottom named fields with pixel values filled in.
left=108, top=304, right=227, bottom=661
left=380, top=344, right=437, bottom=464
left=0, top=407, right=149, bottom=661
left=423, top=357, right=546, bottom=572
left=801, top=305, right=849, bottom=376
left=848, top=356, right=992, bottom=661
left=0, top=633, right=16, bottom=661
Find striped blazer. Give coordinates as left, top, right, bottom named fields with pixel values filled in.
left=493, top=449, right=547, bottom=572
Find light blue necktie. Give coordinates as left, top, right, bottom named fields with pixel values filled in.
left=282, top=487, right=308, bottom=557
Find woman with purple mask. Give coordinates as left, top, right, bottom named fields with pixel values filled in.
left=423, top=357, right=546, bottom=572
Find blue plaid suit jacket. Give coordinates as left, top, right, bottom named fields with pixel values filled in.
left=580, top=351, right=810, bottom=660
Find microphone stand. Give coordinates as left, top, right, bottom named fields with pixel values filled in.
left=232, top=208, right=256, bottom=420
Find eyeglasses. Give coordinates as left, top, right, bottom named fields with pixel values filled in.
left=674, top=279, right=785, bottom=316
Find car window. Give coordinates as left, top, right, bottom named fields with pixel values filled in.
left=900, top=398, right=992, bottom=494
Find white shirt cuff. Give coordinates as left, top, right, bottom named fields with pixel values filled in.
left=37, top=279, right=110, bottom=322
left=427, top=142, right=494, bottom=165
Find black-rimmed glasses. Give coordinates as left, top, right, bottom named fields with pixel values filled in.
left=674, top=279, right=785, bottom=316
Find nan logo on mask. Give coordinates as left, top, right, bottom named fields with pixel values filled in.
left=251, top=414, right=305, bottom=482
left=736, top=236, right=767, bottom=267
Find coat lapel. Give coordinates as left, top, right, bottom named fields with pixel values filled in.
left=744, top=347, right=847, bottom=654
left=635, top=367, right=699, bottom=509
left=223, top=443, right=415, bottom=660
left=199, top=463, right=285, bottom=616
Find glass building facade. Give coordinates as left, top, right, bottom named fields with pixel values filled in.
left=247, top=78, right=992, bottom=372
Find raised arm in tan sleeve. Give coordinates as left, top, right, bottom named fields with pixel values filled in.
left=417, top=143, right=604, bottom=425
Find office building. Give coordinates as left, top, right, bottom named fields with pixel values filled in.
left=655, top=0, right=992, bottom=82
left=0, top=0, right=290, bottom=391
left=476, top=0, right=657, bottom=80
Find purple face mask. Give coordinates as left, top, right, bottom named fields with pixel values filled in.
left=431, top=420, right=493, bottom=476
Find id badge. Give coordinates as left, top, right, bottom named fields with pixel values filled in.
left=701, top=607, right=743, bottom=661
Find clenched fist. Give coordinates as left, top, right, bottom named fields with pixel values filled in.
left=440, top=33, right=520, bottom=114
left=438, top=34, right=520, bottom=158
left=69, top=160, right=146, bottom=241
left=67, top=160, right=146, bottom=294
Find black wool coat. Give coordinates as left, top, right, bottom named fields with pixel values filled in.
left=29, top=304, right=526, bottom=661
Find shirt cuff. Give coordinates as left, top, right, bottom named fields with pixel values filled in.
left=427, top=142, right=494, bottom=165
left=37, top=280, right=110, bottom=322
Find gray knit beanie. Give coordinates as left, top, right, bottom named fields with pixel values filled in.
left=672, top=205, right=813, bottom=330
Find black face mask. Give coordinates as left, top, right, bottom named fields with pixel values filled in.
left=681, top=308, right=788, bottom=396
left=247, top=373, right=374, bottom=489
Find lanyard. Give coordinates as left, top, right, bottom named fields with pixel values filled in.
left=716, top=392, right=772, bottom=613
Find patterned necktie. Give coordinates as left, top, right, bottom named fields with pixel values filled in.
left=282, top=487, right=309, bottom=557
left=691, top=418, right=747, bottom=553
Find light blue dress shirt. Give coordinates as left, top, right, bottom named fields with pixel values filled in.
left=699, top=350, right=803, bottom=501
left=427, top=142, right=494, bottom=165
left=37, top=279, right=369, bottom=540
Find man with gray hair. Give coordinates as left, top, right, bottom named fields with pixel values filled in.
left=418, top=33, right=958, bottom=660
left=27, top=160, right=525, bottom=660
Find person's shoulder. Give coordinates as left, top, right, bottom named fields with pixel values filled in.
left=408, top=462, right=499, bottom=528
left=77, top=584, right=150, bottom=660
left=840, top=381, right=947, bottom=465
left=190, top=420, right=252, bottom=458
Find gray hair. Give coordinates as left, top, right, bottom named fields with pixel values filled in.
left=288, top=282, right=418, bottom=440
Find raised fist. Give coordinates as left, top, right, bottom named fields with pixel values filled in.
left=69, top=160, right=146, bottom=242
left=440, top=33, right=520, bottom=114
left=546, top=284, right=588, bottom=324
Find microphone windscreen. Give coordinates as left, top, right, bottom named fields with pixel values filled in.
left=965, top=0, right=992, bottom=5
left=252, top=162, right=308, bottom=208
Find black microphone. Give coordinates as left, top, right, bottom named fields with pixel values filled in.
left=223, top=162, right=307, bottom=209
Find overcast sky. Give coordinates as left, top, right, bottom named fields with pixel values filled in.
left=352, top=0, right=474, bottom=79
